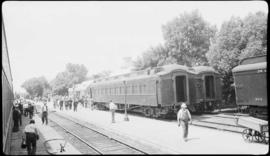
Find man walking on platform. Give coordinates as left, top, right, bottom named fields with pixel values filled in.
left=42, top=102, right=49, bottom=125
left=23, top=119, right=39, bottom=155
left=177, top=103, right=192, bottom=142
left=109, top=100, right=117, bottom=123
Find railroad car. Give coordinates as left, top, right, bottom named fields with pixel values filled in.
left=232, top=55, right=267, bottom=118
left=85, top=64, right=222, bottom=117
left=2, top=21, right=14, bottom=153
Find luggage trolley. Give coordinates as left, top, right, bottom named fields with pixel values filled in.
left=236, top=116, right=268, bottom=144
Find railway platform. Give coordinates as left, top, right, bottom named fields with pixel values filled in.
left=6, top=113, right=81, bottom=155
left=55, top=106, right=269, bottom=154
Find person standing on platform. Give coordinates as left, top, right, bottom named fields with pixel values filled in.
left=68, top=98, right=72, bottom=110
left=12, top=105, right=21, bottom=132
left=59, top=98, right=63, bottom=111
left=109, top=100, right=117, bottom=123
left=73, top=98, right=78, bottom=112
left=18, top=101, right=23, bottom=126
left=177, top=103, right=192, bottom=142
left=23, top=119, right=39, bottom=155
left=29, top=103, right=34, bottom=119
left=41, top=102, right=48, bottom=125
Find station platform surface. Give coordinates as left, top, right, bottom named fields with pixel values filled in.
left=7, top=112, right=80, bottom=155
left=54, top=105, right=269, bottom=154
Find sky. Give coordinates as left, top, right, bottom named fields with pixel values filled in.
left=2, top=1, right=268, bottom=93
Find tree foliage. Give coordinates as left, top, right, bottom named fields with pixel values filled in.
left=133, top=44, right=170, bottom=71
left=162, top=10, right=217, bottom=66
left=206, top=11, right=267, bottom=104
left=206, top=11, right=267, bottom=74
left=51, top=63, right=88, bottom=95
left=90, top=70, right=112, bottom=79
left=21, top=76, right=50, bottom=97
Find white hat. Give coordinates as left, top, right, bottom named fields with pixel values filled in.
left=181, top=103, right=187, bottom=108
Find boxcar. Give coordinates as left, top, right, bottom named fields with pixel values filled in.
left=86, top=64, right=222, bottom=117
left=232, top=55, right=267, bottom=117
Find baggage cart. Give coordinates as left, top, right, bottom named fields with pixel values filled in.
left=236, top=116, right=268, bottom=144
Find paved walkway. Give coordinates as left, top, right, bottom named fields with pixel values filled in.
left=55, top=106, right=269, bottom=154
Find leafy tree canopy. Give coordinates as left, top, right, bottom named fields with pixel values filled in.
left=51, top=63, right=88, bottom=95
left=21, top=76, right=50, bottom=97
left=162, top=10, right=217, bottom=66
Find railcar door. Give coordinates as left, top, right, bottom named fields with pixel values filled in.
left=205, top=75, right=215, bottom=99
left=175, top=75, right=187, bottom=103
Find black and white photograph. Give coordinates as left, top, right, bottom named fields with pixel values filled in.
left=2, top=1, right=268, bottom=155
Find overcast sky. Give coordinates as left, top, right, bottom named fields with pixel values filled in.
left=2, top=1, right=268, bottom=93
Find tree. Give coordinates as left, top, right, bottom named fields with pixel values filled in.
left=206, top=11, right=267, bottom=104
left=21, top=76, right=50, bottom=97
left=133, top=44, right=170, bottom=71
left=90, top=70, right=112, bottom=79
left=162, top=10, right=217, bottom=66
left=51, top=63, right=88, bottom=95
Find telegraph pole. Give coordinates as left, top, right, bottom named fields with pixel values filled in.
left=123, top=81, right=129, bottom=121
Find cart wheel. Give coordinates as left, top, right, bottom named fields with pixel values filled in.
left=253, top=131, right=264, bottom=143
left=242, top=128, right=253, bottom=142
left=261, top=132, right=269, bottom=144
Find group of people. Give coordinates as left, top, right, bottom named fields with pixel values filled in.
left=12, top=100, right=35, bottom=132
left=53, top=96, right=94, bottom=112
left=12, top=98, right=49, bottom=155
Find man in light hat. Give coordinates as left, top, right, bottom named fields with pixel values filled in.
left=42, top=101, right=49, bottom=125
left=177, top=102, right=192, bottom=142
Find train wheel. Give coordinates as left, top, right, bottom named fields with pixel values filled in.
left=144, top=107, right=153, bottom=117
left=242, top=128, right=253, bottom=143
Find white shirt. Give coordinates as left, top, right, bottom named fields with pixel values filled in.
left=24, top=123, right=38, bottom=134
left=42, top=105, right=48, bottom=112
left=109, top=102, right=117, bottom=110
left=177, top=108, right=191, bottom=122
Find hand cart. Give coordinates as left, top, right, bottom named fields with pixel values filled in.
left=236, top=116, right=268, bottom=144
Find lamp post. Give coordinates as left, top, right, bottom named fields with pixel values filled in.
left=123, top=81, right=129, bottom=121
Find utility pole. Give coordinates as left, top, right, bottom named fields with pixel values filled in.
left=123, top=81, right=129, bottom=121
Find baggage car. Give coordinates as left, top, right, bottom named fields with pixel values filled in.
left=232, top=55, right=267, bottom=118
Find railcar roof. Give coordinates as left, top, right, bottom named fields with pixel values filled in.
left=91, top=74, right=158, bottom=86
left=89, top=64, right=219, bottom=86
left=232, top=62, right=266, bottom=73
left=192, top=66, right=218, bottom=74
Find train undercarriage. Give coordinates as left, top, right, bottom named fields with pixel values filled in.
left=93, top=101, right=220, bottom=118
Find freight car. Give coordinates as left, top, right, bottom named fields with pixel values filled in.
left=232, top=55, right=267, bottom=118
left=85, top=64, right=222, bottom=118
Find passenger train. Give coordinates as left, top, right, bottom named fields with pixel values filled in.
left=78, top=64, right=222, bottom=118
left=2, top=20, right=14, bottom=153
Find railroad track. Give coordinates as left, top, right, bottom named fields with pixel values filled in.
left=48, top=112, right=146, bottom=154
left=94, top=109, right=246, bottom=134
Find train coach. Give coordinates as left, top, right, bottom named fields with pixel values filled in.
left=232, top=55, right=267, bottom=118
left=85, top=64, right=222, bottom=118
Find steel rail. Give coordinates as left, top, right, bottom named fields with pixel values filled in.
left=48, top=117, right=102, bottom=154
left=50, top=112, right=147, bottom=154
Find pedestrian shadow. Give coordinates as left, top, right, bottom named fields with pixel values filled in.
left=187, top=137, right=200, bottom=141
